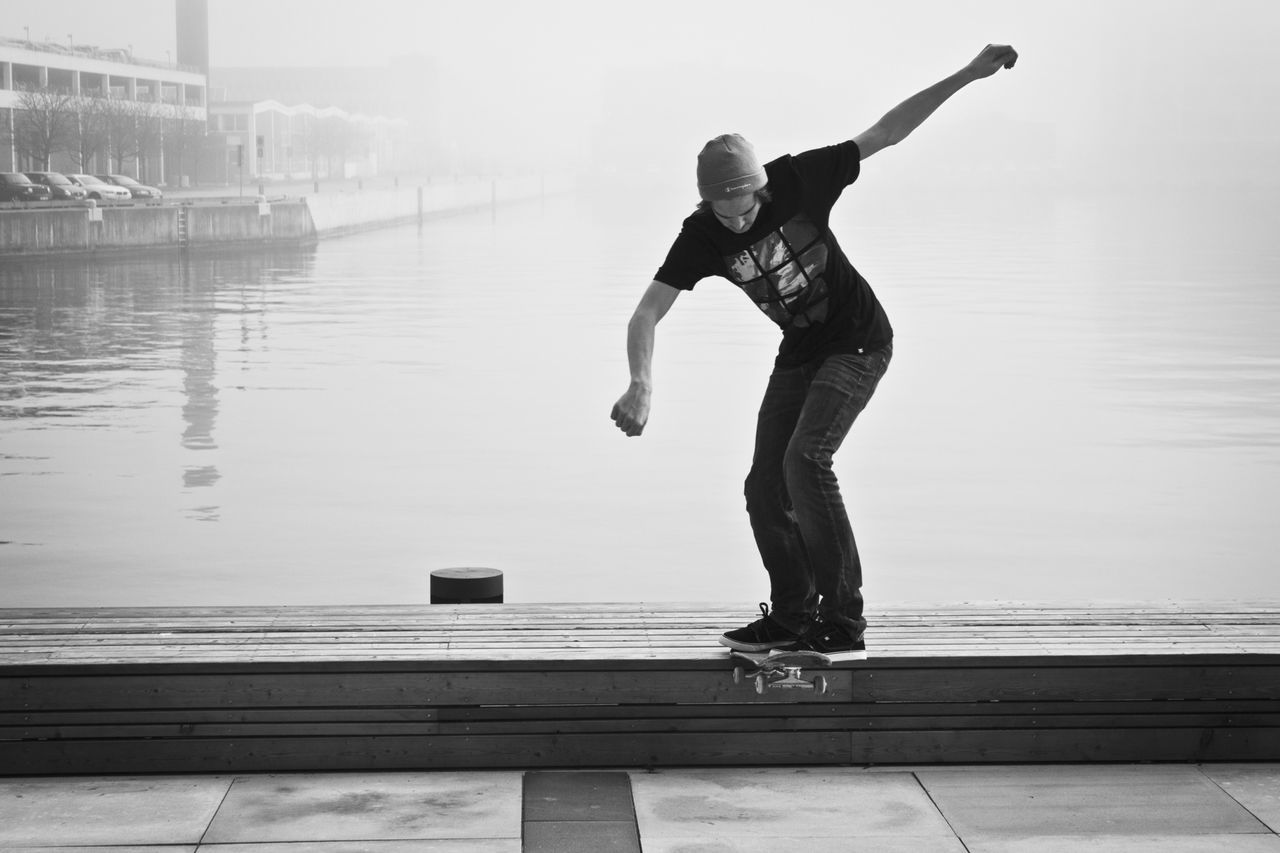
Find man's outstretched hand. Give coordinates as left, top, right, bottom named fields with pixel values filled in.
left=967, top=44, right=1019, bottom=80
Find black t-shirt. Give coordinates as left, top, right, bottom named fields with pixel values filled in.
left=654, top=140, right=892, bottom=368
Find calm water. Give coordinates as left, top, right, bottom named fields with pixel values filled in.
left=2, top=184, right=1279, bottom=607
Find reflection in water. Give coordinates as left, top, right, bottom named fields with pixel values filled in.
left=0, top=247, right=316, bottom=527
left=178, top=256, right=221, bottom=519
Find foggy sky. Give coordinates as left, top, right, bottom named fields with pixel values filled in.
left=9, top=0, right=1280, bottom=188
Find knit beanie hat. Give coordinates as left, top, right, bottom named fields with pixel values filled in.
left=696, top=133, right=766, bottom=201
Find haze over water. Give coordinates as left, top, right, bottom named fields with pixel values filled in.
left=2, top=181, right=1277, bottom=607
left=3, top=0, right=1279, bottom=607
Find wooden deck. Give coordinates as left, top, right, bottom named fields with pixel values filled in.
left=2, top=602, right=1278, bottom=774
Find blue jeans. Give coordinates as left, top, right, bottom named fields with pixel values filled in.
left=743, top=343, right=892, bottom=637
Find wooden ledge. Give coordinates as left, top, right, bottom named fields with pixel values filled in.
left=3, top=603, right=1278, bottom=772
left=2, top=602, right=1278, bottom=669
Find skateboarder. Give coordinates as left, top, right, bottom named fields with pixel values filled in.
left=611, top=44, right=1019, bottom=660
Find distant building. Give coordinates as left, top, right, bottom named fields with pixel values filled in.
left=204, top=99, right=408, bottom=184
left=3, top=0, right=417, bottom=186
left=207, top=61, right=437, bottom=177
left=210, top=62, right=435, bottom=120
left=0, top=36, right=207, bottom=180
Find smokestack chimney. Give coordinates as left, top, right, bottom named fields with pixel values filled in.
left=175, top=0, right=210, bottom=75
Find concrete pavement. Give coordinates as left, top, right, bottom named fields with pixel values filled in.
left=0, top=764, right=1276, bottom=852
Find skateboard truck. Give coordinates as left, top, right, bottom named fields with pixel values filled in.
left=731, top=650, right=831, bottom=695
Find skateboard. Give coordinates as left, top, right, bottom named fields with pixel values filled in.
left=731, top=649, right=834, bottom=695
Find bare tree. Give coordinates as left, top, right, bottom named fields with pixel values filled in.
left=100, top=97, right=141, bottom=174
left=132, top=100, right=166, bottom=183
left=164, top=106, right=208, bottom=186
left=13, top=86, right=79, bottom=170
left=71, top=94, right=111, bottom=172
left=0, top=109, right=11, bottom=158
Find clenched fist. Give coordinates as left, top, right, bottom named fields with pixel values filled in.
left=611, top=385, right=651, bottom=437
left=966, top=44, right=1018, bottom=80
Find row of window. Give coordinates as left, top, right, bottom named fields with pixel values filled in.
left=209, top=113, right=364, bottom=132
left=1, top=62, right=205, bottom=105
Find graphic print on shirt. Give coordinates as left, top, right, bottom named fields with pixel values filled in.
left=724, top=214, right=830, bottom=329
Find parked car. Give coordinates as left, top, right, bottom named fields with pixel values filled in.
left=96, top=174, right=163, bottom=200
left=24, top=171, right=88, bottom=201
left=65, top=174, right=132, bottom=201
left=0, top=172, right=53, bottom=202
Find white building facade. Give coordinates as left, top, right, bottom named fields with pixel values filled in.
left=1, top=37, right=207, bottom=182
left=204, top=100, right=407, bottom=185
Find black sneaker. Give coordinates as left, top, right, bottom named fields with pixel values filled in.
left=718, top=602, right=803, bottom=652
left=795, top=621, right=867, bottom=661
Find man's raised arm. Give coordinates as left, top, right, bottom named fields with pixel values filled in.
left=611, top=280, right=681, bottom=437
left=854, top=43, right=1018, bottom=160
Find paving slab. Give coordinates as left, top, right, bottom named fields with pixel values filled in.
left=523, top=771, right=636, bottom=821
left=917, top=765, right=1269, bottom=838
left=200, top=772, right=521, bottom=844
left=194, top=842, right=518, bottom=852
left=641, top=837, right=968, bottom=853
left=0, top=776, right=231, bottom=847
left=630, top=768, right=956, bottom=842
left=964, top=834, right=1280, bottom=853
left=523, top=820, right=641, bottom=853
left=1202, top=764, right=1280, bottom=833
left=2, top=848, right=196, bottom=853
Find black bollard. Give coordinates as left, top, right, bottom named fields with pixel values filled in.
left=430, top=567, right=504, bottom=604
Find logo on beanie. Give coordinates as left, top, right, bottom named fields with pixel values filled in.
left=724, top=183, right=753, bottom=193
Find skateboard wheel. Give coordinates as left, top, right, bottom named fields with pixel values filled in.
left=754, top=674, right=766, bottom=694
left=733, top=666, right=744, bottom=685
left=813, top=675, right=828, bottom=695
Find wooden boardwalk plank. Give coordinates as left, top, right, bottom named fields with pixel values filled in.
left=2, top=602, right=1277, bottom=773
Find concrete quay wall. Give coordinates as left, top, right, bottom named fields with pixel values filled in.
left=183, top=201, right=312, bottom=245
left=0, top=201, right=311, bottom=256
left=99, top=205, right=182, bottom=247
left=0, top=176, right=565, bottom=256
left=0, top=207, right=94, bottom=253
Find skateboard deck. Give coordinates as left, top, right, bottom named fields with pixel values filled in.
left=730, top=649, right=836, bottom=695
